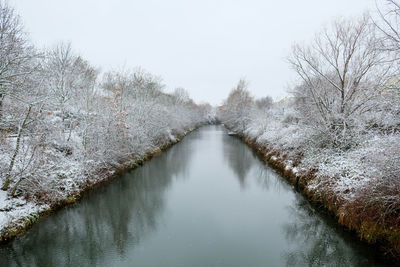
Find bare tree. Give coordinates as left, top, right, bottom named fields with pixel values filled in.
left=44, top=42, right=98, bottom=142
left=0, top=0, right=38, bottom=120
left=374, top=0, right=400, bottom=52
left=288, top=15, right=388, bottom=147
left=374, top=1, right=400, bottom=104
left=44, top=43, right=76, bottom=121
left=2, top=104, right=31, bottom=190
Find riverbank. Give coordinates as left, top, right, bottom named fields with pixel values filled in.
left=229, top=130, right=400, bottom=263
left=0, top=126, right=200, bottom=244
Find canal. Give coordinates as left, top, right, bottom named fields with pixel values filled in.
left=0, top=125, right=387, bottom=266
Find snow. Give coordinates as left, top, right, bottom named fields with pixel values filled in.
left=0, top=190, right=49, bottom=234
left=285, top=160, right=293, bottom=171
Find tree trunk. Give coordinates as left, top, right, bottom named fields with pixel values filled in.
left=0, top=93, right=3, bottom=121
left=2, top=105, right=32, bottom=191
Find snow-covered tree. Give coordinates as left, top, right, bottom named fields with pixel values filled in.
left=288, top=15, right=389, bottom=148
left=220, top=79, right=255, bottom=134
left=0, top=0, right=38, bottom=120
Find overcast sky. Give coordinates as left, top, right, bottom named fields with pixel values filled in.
left=13, top=0, right=376, bottom=105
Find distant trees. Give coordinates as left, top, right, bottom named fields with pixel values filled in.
left=172, top=87, right=190, bottom=105
left=255, top=96, right=273, bottom=111
left=197, top=103, right=217, bottom=124
left=219, top=79, right=255, bottom=134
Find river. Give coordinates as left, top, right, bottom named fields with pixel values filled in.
left=0, top=125, right=388, bottom=266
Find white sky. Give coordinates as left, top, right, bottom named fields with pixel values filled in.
left=12, top=0, right=376, bottom=105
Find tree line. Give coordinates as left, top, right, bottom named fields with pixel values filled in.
left=0, top=1, right=214, bottom=201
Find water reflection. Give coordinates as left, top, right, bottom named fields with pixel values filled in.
left=282, top=195, right=388, bottom=267
left=253, top=164, right=289, bottom=192
left=222, top=136, right=254, bottom=189
left=0, top=133, right=194, bottom=267
left=222, top=134, right=286, bottom=193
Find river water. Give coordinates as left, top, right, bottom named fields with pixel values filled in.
left=0, top=126, right=388, bottom=266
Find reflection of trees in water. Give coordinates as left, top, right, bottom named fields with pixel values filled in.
left=222, top=134, right=287, bottom=192
left=0, top=136, right=194, bottom=267
left=253, top=164, right=289, bottom=192
left=283, top=195, right=387, bottom=267
left=222, top=136, right=255, bottom=189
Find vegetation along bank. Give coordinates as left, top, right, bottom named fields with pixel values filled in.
left=0, top=1, right=216, bottom=244
left=219, top=11, right=400, bottom=263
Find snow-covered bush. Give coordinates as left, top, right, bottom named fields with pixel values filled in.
left=350, top=135, right=400, bottom=226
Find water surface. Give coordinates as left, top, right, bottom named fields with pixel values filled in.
left=0, top=126, right=387, bottom=266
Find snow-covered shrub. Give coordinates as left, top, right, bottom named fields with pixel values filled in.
left=350, top=135, right=400, bottom=226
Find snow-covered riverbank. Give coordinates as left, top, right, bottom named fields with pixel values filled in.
left=220, top=113, right=400, bottom=263
left=219, top=80, right=400, bottom=263
left=0, top=126, right=205, bottom=243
